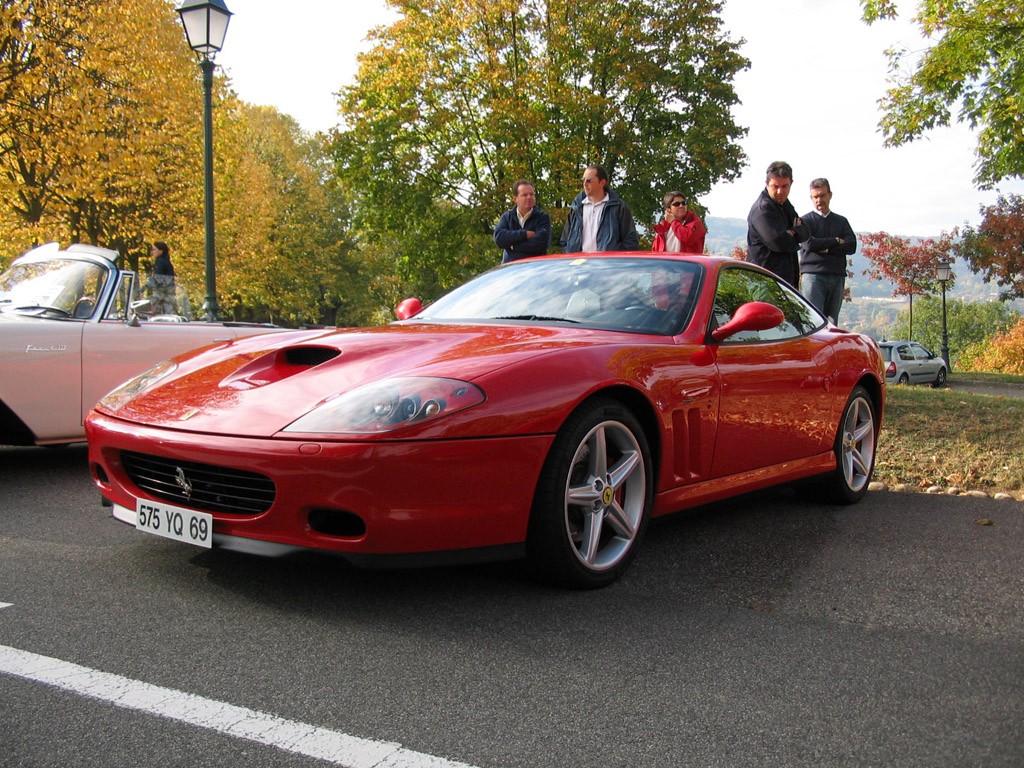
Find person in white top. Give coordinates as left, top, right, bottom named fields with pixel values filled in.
left=559, top=164, right=640, bottom=253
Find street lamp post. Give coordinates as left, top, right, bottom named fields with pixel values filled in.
left=936, top=261, right=952, bottom=372
left=176, top=0, right=232, bottom=321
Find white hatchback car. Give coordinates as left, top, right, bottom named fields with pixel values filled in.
left=878, top=340, right=948, bottom=388
left=0, top=243, right=282, bottom=446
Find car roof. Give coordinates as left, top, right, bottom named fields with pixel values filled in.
left=13, top=242, right=119, bottom=269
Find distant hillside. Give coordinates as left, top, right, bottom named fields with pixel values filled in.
left=706, top=215, right=1006, bottom=302
left=704, top=216, right=1018, bottom=338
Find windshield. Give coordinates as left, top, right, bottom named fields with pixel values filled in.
left=0, top=258, right=109, bottom=317
left=415, top=256, right=702, bottom=335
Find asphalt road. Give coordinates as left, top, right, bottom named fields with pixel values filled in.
left=1, top=444, right=1022, bottom=768
left=947, top=378, right=1024, bottom=399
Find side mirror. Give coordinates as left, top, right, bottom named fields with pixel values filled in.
left=711, top=301, right=785, bottom=342
left=127, top=298, right=151, bottom=327
left=395, top=297, right=423, bottom=320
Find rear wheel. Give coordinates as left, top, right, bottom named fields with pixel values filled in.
left=898, top=372, right=910, bottom=385
left=810, top=385, right=878, bottom=505
left=527, top=398, right=653, bottom=589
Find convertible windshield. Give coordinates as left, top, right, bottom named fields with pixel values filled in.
left=415, top=256, right=702, bottom=335
left=0, top=258, right=108, bottom=317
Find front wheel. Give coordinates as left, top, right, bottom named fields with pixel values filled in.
left=808, top=385, right=878, bottom=505
left=527, top=398, right=653, bottom=589
left=932, top=367, right=947, bottom=388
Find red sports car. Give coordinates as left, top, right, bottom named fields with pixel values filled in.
left=87, top=253, right=885, bottom=588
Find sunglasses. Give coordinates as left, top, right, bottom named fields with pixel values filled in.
left=670, top=200, right=687, bottom=207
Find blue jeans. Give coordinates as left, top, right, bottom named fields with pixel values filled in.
left=802, top=273, right=845, bottom=324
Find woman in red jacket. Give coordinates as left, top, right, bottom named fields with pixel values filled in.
left=652, top=191, right=706, bottom=254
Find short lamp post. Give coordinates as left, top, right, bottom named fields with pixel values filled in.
left=176, top=0, right=232, bottom=321
left=936, top=261, right=952, bottom=372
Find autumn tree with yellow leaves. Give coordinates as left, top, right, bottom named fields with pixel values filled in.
left=0, top=0, right=365, bottom=325
left=0, top=0, right=200, bottom=258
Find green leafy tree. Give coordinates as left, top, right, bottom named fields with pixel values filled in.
left=886, top=295, right=1019, bottom=367
left=953, top=193, right=1024, bottom=300
left=331, top=0, right=748, bottom=303
left=859, top=0, right=1024, bottom=187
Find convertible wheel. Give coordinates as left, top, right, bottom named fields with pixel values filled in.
left=527, top=398, right=653, bottom=589
left=812, top=385, right=877, bottom=505
left=932, top=367, right=947, bottom=388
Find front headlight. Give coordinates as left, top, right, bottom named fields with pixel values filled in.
left=282, top=376, right=485, bottom=435
left=96, top=360, right=178, bottom=413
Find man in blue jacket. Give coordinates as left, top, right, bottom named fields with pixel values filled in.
left=560, top=164, right=640, bottom=253
left=746, top=160, right=810, bottom=286
left=493, top=180, right=551, bottom=263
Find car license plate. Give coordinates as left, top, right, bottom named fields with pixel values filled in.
left=135, top=499, right=213, bottom=548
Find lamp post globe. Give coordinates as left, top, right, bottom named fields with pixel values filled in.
left=177, top=0, right=232, bottom=55
left=176, top=0, right=232, bottom=321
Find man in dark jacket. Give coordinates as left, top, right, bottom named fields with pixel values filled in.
left=746, top=161, right=809, bottom=286
left=493, top=179, right=551, bottom=263
left=560, top=164, right=640, bottom=253
left=799, top=178, right=857, bottom=324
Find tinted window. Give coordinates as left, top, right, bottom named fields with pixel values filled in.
left=416, top=257, right=703, bottom=335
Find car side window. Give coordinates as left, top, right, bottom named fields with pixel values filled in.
left=105, top=272, right=134, bottom=321
left=712, top=267, right=823, bottom=342
left=898, top=346, right=914, bottom=361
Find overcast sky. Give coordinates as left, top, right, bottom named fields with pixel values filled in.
left=214, top=0, right=1023, bottom=237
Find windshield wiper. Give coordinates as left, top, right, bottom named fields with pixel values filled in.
left=492, top=314, right=580, bottom=323
left=12, top=304, right=72, bottom=317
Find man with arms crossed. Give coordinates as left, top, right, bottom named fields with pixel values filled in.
left=746, top=160, right=809, bottom=286
left=493, top=179, right=551, bottom=263
left=799, top=178, right=857, bottom=324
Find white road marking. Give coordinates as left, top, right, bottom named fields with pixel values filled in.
left=0, top=603, right=12, bottom=610
left=0, top=644, right=479, bottom=768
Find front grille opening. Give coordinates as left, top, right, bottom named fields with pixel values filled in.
left=120, top=451, right=275, bottom=515
left=285, top=346, right=340, bottom=366
left=308, top=508, right=366, bottom=538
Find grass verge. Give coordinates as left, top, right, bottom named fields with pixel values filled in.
left=875, top=383, right=1024, bottom=495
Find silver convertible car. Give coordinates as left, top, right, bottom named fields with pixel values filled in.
left=0, top=243, right=279, bottom=446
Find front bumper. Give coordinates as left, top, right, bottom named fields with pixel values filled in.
left=88, top=411, right=553, bottom=559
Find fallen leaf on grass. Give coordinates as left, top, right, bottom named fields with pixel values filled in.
left=974, top=518, right=995, bottom=526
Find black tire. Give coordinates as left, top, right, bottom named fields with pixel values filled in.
left=814, top=385, right=878, bottom=505
left=898, top=372, right=910, bottom=385
left=932, top=367, right=947, bottom=388
left=526, top=397, right=653, bottom=589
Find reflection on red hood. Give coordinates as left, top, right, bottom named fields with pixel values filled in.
left=108, top=322, right=609, bottom=438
